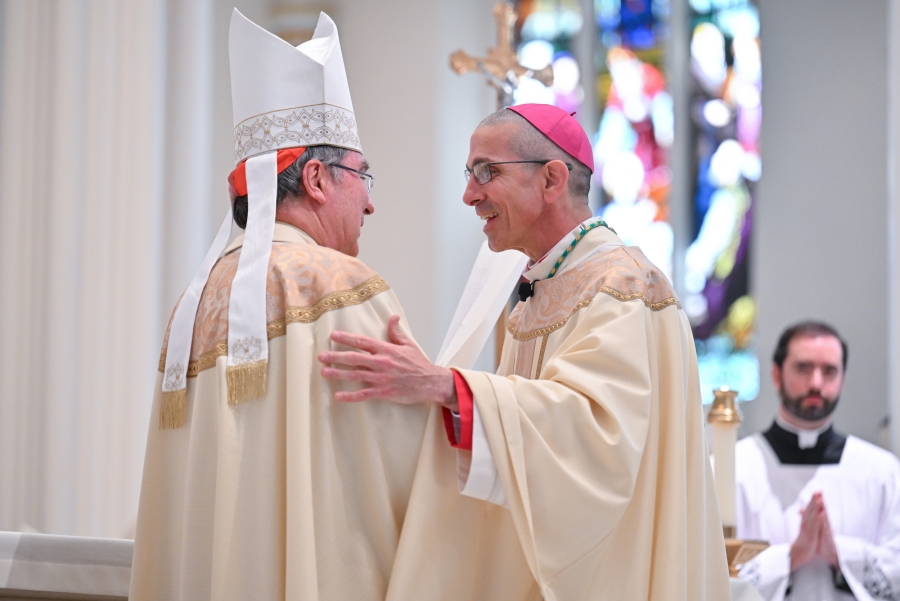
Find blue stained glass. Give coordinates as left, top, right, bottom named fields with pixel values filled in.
left=598, top=0, right=667, bottom=49
left=685, top=2, right=761, bottom=403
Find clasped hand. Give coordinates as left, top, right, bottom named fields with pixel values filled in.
left=318, top=315, right=459, bottom=412
left=790, top=492, right=840, bottom=571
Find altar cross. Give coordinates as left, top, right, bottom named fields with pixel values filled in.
left=449, top=2, right=554, bottom=108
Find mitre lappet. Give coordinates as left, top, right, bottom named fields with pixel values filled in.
left=159, top=8, right=362, bottom=428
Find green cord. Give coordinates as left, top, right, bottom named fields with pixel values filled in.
left=547, top=219, right=615, bottom=279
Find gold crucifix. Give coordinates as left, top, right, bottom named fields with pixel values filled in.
left=450, top=3, right=554, bottom=108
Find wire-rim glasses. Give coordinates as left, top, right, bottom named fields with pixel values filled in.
left=464, top=160, right=572, bottom=185
left=332, top=163, right=374, bottom=193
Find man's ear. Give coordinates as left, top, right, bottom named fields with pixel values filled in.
left=771, top=363, right=783, bottom=391
left=541, top=160, right=570, bottom=203
left=301, top=160, right=330, bottom=206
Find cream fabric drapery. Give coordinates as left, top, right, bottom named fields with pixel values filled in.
left=0, top=0, right=238, bottom=538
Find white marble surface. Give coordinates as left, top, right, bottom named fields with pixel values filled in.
left=732, top=576, right=766, bottom=601
left=0, top=531, right=131, bottom=600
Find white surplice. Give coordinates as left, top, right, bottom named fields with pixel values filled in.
left=736, top=433, right=900, bottom=600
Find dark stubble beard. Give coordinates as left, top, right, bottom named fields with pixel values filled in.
left=780, top=386, right=840, bottom=423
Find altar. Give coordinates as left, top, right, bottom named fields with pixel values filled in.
left=0, top=528, right=757, bottom=601
left=0, top=532, right=131, bottom=601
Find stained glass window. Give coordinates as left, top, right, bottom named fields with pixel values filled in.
left=512, top=0, right=761, bottom=403
left=685, top=0, right=761, bottom=403
left=515, top=0, right=675, bottom=279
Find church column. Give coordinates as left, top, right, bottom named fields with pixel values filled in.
left=887, top=0, right=900, bottom=454
left=572, top=0, right=599, bottom=213
left=666, top=0, right=692, bottom=302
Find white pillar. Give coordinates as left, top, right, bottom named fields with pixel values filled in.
left=888, top=0, right=900, bottom=453
left=667, top=0, right=691, bottom=301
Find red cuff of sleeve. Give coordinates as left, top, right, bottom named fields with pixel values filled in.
left=440, top=370, right=474, bottom=450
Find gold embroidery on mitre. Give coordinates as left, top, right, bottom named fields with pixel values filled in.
left=234, top=103, right=360, bottom=162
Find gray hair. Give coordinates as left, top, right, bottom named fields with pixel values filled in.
left=232, top=145, right=348, bottom=229
left=478, top=109, right=592, bottom=201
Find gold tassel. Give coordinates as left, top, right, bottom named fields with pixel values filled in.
left=226, top=359, right=267, bottom=406
left=159, top=389, right=186, bottom=430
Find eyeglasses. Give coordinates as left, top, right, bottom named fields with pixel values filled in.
left=332, top=163, right=375, bottom=193
left=464, top=160, right=572, bottom=185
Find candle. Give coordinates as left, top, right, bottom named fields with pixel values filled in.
left=707, top=387, right=741, bottom=535
left=711, top=421, right=737, bottom=528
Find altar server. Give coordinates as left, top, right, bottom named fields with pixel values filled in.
left=736, top=321, right=900, bottom=600
left=320, top=105, right=732, bottom=600
left=129, top=11, right=432, bottom=600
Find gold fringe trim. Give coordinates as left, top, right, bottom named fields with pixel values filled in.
left=226, top=359, right=267, bottom=405
left=159, top=389, right=186, bottom=430
left=157, top=277, right=391, bottom=376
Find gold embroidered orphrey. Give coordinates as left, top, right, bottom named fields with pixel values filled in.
left=508, top=290, right=681, bottom=342
left=158, top=276, right=390, bottom=378
left=507, top=246, right=682, bottom=342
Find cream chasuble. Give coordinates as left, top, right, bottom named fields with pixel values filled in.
left=388, top=225, right=733, bottom=601
left=130, top=223, right=431, bottom=601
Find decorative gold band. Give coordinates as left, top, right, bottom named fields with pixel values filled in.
left=157, top=277, right=390, bottom=376
left=508, top=288, right=681, bottom=341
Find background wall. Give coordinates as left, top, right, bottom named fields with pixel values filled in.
left=741, top=0, right=890, bottom=444
left=337, top=0, right=496, bottom=359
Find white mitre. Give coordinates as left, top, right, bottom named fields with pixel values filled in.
left=231, top=8, right=361, bottom=161
left=159, top=9, right=360, bottom=429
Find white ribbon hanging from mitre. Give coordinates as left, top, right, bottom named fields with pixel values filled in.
left=159, top=9, right=362, bottom=428
left=225, top=152, right=278, bottom=405
left=160, top=211, right=234, bottom=429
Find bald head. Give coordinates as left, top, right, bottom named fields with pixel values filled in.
left=477, top=109, right=592, bottom=202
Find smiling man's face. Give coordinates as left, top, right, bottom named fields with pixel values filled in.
left=774, top=334, right=845, bottom=424
left=462, top=122, right=547, bottom=259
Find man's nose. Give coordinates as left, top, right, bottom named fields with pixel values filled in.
left=462, top=176, right=483, bottom=206
left=364, top=200, right=374, bottom=215
left=810, top=368, right=824, bottom=388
